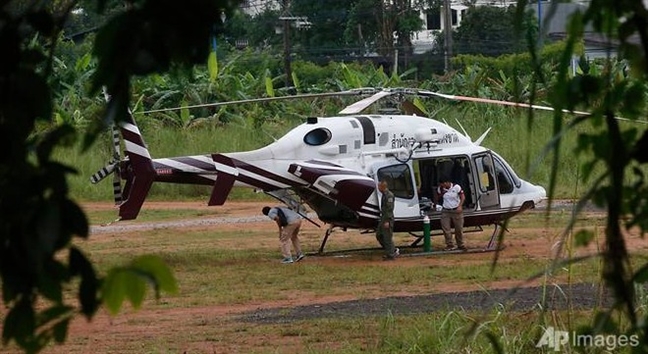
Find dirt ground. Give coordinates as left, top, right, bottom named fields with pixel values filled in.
left=4, top=201, right=645, bottom=354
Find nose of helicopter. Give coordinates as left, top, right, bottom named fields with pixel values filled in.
left=535, top=185, right=547, bottom=204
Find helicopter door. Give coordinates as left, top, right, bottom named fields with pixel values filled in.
left=473, top=153, right=500, bottom=210
left=372, top=162, right=420, bottom=219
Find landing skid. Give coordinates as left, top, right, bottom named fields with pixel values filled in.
left=313, top=223, right=508, bottom=256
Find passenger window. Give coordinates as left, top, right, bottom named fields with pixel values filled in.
left=303, top=128, right=331, bottom=146
left=377, top=164, right=415, bottom=199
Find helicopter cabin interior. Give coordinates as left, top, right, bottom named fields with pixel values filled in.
left=375, top=152, right=521, bottom=215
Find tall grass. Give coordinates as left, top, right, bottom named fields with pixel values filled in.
left=54, top=101, right=611, bottom=202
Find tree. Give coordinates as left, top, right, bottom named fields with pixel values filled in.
left=454, top=5, right=538, bottom=56
left=345, top=0, right=428, bottom=62
left=239, top=7, right=284, bottom=48
left=0, top=0, right=239, bottom=352
left=291, top=0, right=358, bottom=58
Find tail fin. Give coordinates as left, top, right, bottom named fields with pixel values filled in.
left=116, top=114, right=155, bottom=220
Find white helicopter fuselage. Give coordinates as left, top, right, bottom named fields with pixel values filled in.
left=148, top=113, right=545, bottom=232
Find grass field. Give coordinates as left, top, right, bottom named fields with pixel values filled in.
left=17, top=98, right=646, bottom=353
left=2, top=202, right=644, bottom=354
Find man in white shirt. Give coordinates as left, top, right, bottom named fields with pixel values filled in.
left=434, top=176, right=466, bottom=251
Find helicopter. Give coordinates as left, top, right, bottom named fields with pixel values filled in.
left=91, top=87, right=549, bottom=253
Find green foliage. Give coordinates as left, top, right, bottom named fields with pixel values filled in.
left=102, top=255, right=178, bottom=315
left=454, top=5, right=537, bottom=56
left=452, top=40, right=583, bottom=83
left=1, top=0, right=239, bottom=352
left=520, top=0, right=648, bottom=351
left=292, top=0, right=355, bottom=57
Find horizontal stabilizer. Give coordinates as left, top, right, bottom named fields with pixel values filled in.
left=209, top=173, right=235, bottom=206
left=209, top=154, right=238, bottom=206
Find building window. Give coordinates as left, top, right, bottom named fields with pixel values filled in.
left=451, top=9, right=458, bottom=26
left=426, top=9, right=441, bottom=30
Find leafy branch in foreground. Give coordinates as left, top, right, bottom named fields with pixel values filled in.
left=0, top=0, right=239, bottom=352
left=522, top=0, right=648, bottom=351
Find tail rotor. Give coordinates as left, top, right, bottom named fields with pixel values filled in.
left=90, top=124, right=124, bottom=206
left=90, top=88, right=156, bottom=221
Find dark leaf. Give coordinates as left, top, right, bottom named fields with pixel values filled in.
left=35, top=201, right=60, bottom=256
left=60, top=198, right=89, bottom=240
left=38, top=260, right=67, bottom=302
left=53, top=318, right=70, bottom=344
left=2, top=298, right=35, bottom=347
left=69, top=247, right=100, bottom=317
left=36, top=305, right=73, bottom=328
left=630, top=130, right=648, bottom=163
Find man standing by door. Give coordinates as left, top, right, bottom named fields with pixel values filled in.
left=376, top=179, right=399, bottom=260
left=434, top=176, right=466, bottom=251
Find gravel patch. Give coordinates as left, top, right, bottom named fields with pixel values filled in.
left=240, top=283, right=613, bottom=324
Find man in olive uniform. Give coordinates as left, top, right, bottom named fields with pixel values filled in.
left=376, top=179, right=399, bottom=260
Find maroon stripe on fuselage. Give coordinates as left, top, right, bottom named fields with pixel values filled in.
left=172, top=156, right=216, bottom=171
left=288, top=164, right=368, bottom=184
left=214, top=154, right=301, bottom=190
left=228, top=157, right=300, bottom=187
left=151, top=161, right=214, bottom=185
left=303, top=160, right=343, bottom=167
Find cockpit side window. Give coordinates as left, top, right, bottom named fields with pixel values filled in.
left=377, top=164, right=415, bottom=199
left=491, top=157, right=515, bottom=194
left=492, top=155, right=522, bottom=189
left=303, top=128, right=332, bottom=146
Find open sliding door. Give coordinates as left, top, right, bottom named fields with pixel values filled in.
left=473, top=153, right=501, bottom=210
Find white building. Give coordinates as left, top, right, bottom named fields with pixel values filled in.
left=240, top=0, right=280, bottom=17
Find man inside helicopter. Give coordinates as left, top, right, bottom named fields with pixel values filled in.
left=417, top=156, right=473, bottom=212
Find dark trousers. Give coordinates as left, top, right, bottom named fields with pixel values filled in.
left=376, top=222, right=395, bottom=256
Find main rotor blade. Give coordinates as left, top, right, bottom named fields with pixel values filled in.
left=418, top=90, right=590, bottom=115
left=137, top=89, right=373, bottom=115
left=339, top=90, right=393, bottom=115
left=420, top=90, right=648, bottom=124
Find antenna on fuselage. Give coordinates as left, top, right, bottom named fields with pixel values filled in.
left=261, top=128, right=278, bottom=142
left=454, top=118, right=471, bottom=140
left=474, top=127, right=492, bottom=146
